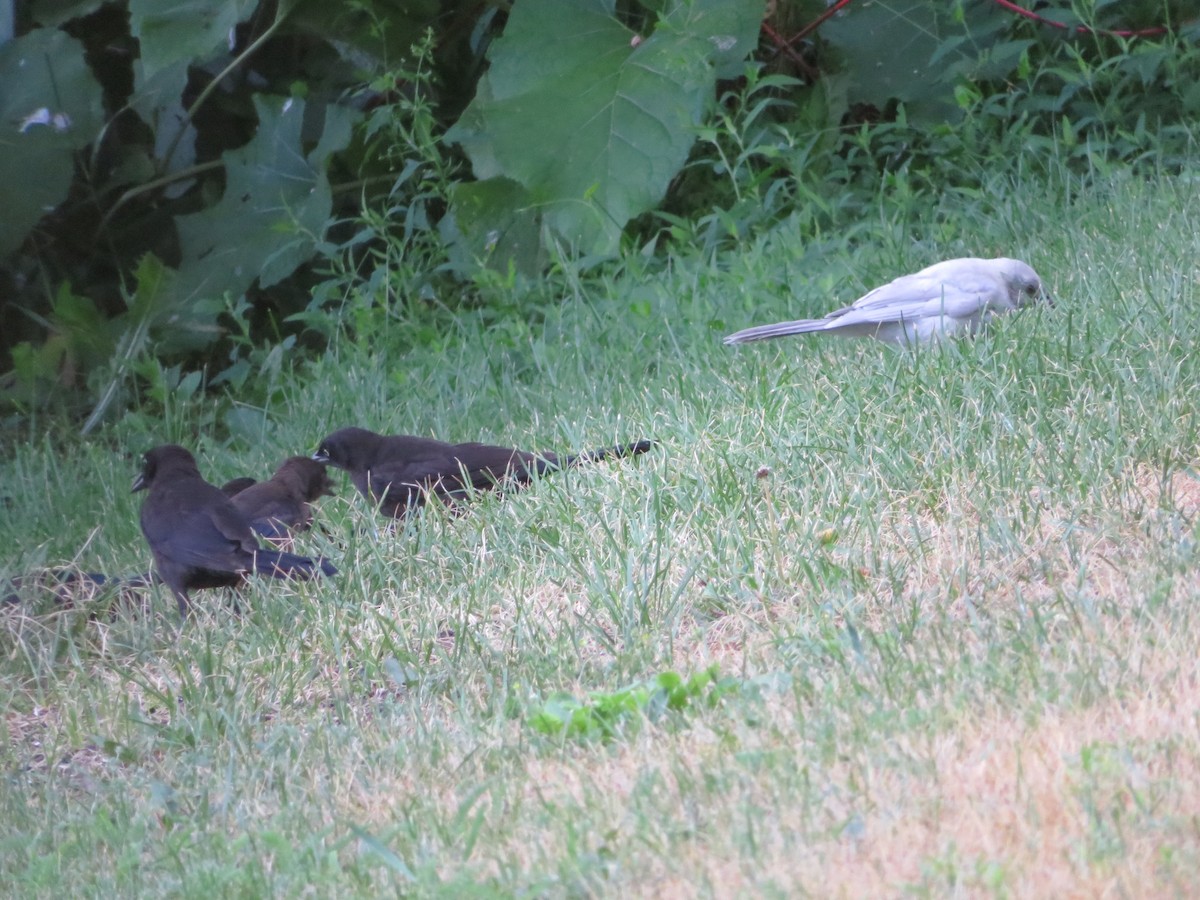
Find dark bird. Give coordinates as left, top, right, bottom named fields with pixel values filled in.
left=229, top=456, right=336, bottom=544
left=312, top=426, right=656, bottom=518
left=219, top=476, right=258, bottom=497
left=133, top=445, right=337, bottom=617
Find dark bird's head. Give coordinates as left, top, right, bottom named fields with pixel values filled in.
left=132, top=444, right=200, bottom=493
left=274, top=456, right=337, bottom=500
left=995, top=258, right=1051, bottom=309
left=312, top=427, right=382, bottom=471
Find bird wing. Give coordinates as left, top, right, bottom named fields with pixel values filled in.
left=246, top=503, right=307, bottom=540
left=219, top=477, right=257, bottom=496
left=144, top=481, right=258, bottom=571
left=146, top=514, right=250, bottom=573
left=251, top=548, right=337, bottom=579
left=206, top=497, right=258, bottom=547
left=232, top=485, right=306, bottom=533
left=367, top=446, right=532, bottom=489
left=364, top=457, right=438, bottom=490
left=827, top=268, right=1003, bottom=327
left=453, top=443, right=547, bottom=485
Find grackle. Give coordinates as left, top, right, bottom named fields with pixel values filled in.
left=312, top=426, right=655, bottom=518
left=133, top=445, right=336, bottom=617
left=229, top=456, right=336, bottom=544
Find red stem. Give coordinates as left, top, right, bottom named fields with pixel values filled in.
left=989, top=0, right=1169, bottom=37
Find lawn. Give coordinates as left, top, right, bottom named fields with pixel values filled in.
left=2, top=164, right=1199, bottom=896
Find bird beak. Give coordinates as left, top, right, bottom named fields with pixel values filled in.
left=312, top=449, right=329, bottom=463
left=131, top=473, right=147, bottom=493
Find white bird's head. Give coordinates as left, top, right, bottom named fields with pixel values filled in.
left=994, top=258, right=1050, bottom=309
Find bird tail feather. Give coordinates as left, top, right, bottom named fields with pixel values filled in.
left=560, top=439, right=657, bottom=470
left=253, top=550, right=338, bottom=579
left=723, top=319, right=827, bottom=345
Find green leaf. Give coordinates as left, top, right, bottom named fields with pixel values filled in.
left=445, top=0, right=765, bottom=268
left=28, top=0, right=107, bottom=27
left=0, top=28, right=104, bottom=256
left=528, top=666, right=736, bottom=743
left=128, top=58, right=196, bottom=180
left=529, top=693, right=588, bottom=736
left=51, top=283, right=115, bottom=370
left=821, top=2, right=951, bottom=117
left=821, top=0, right=1018, bottom=122
left=128, top=0, right=258, bottom=84
left=129, top=253, right=224, bottom=356
left=288, top=0, right=442, bottom=74
left=125, top=0, right=259, bottom=183
left=82, top=253, right=208, bottom=433
left=440, top=177, right=546, bottom=274
left=172, top=96, right=358, bottom=303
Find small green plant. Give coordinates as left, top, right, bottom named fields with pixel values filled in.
left=529, top=666, right=739, bottom=741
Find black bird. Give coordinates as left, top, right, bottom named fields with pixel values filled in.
left=219, top=476, right=258, bottom=497
left=229, top=456, right=336, bottom=544
left=312, top=426, right=656, bottom=518
left=133, top=445, right=337, bottom=617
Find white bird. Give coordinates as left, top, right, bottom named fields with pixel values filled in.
left=723, top=257, right=1050, bottom=347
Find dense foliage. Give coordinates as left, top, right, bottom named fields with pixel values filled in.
left=1, top=0, right=1197, bottom=428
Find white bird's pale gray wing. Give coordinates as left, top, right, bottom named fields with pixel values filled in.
left=724, top=271, right=1000, bottom=344
left=825, top=269, right=1003, bottom=327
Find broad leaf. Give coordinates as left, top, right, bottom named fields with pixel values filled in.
left=172, top=96, right=358, bottom=305
left=445, top=0, right=765, bottom=269
left=821, top=2, right=949, bottom=117
left=0, top=28, right=104, bottom=256
left=29, top=0, right=107, bottom=26
left=440, top=178, right=546, bottom=275
left=289, top=0, right=443, bottom=73
left=126, top=0, right=259, bottom=184
left=128, top=0, right=258, bottom=85
left=128, top=58, right=196, bottom=180
left=821, top=0, right=1017, bottom=121
left=124, top=252, right=223, bottom=356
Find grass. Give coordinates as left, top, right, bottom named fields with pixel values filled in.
left=3, top=161, right=1200, bottom=896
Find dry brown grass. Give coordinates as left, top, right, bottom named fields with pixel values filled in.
left=312, top=463, right=1200, bottom=896
left=4, top=451, right=1197, bottom=897
left=330, top=639, right=1195, bottom=896
left=768, top=652, right=1200, bottom=897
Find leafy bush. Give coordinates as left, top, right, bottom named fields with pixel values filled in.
left=2, top=0, right=1199, bottom=428
left=0, top=0, right=466, bottom=425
